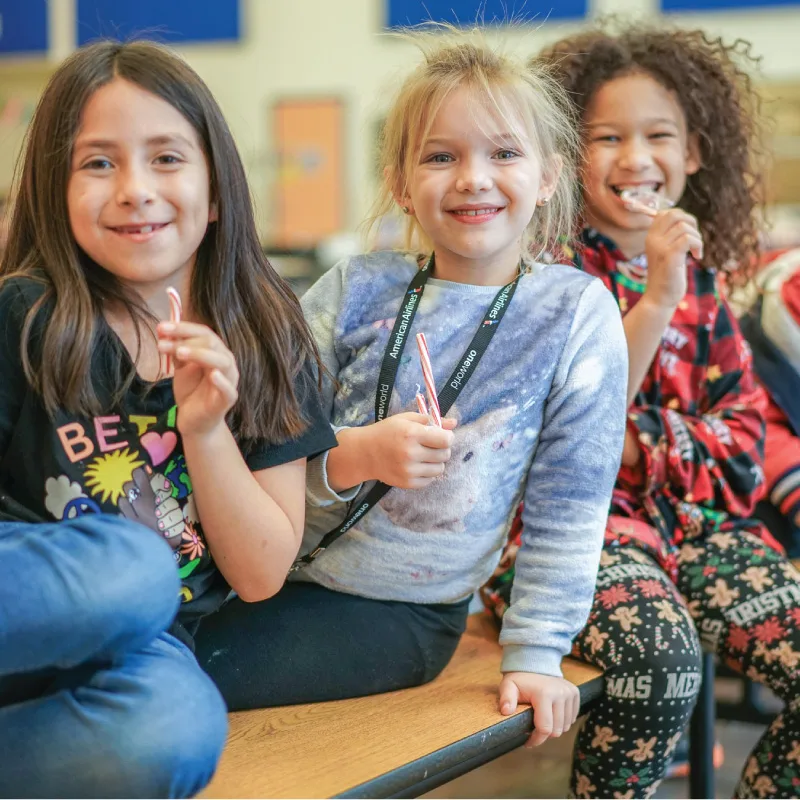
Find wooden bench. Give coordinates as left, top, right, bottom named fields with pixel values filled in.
left=201, top=614, right=604, bottom=799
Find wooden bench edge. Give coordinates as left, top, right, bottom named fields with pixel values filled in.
left=337, top=670, right=605, bottom=799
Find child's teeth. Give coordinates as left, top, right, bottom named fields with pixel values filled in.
left=140, top=225, right=153, bottom=233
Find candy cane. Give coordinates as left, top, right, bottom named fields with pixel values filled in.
left=415, top=332, right=442, bottom=427
left=415, top=385, right=429, bottom=418
left=165, top=286, right=182, bottom=376
left=620, top=188, right=674, bottom=217
left=624, top=632, right=646, bottom=658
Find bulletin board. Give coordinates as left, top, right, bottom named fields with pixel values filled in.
left=76, top=0, right=240, bottom=46
left=386, top=0, right=587, bottom=27
left=273, top=99, right=345, bottom=248
left=0, top=0, right=48, bottom=55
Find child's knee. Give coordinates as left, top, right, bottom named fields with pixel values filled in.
left=93, top=636, right=228, bottom=797
left=124, top=673, right=228, bottom=797
left=605, top=635, right=704, bottom=714
left=58, top=516, right=180, bottom=633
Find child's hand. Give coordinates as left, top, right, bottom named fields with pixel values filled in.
left=157, top=321, right=239, bottom=437
left=499, top=671, right=580, bottom=748
left=367, top=412, right=456, bottom=489
left=644, top=208, right=703, bottom=309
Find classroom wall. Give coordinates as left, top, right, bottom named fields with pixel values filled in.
left=2, top=0, right=800, bottom=240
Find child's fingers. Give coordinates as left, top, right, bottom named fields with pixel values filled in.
left=159, top=333, right=229, bottom=357
left=659, top=208, right=697, bottom=230
left=418, top=425, right=455, bottom=449
left=528, top=701, right=554, bottom=748
left=551, top=700, right=565, bottom=739
left=171, top=346, right=238, bottom=381
left=661, top=223, right=703, bottom=260
left=157, top=320, right=220, bottom=339
left=441, top=417, right=458, bottom=430
left=571, top=689, right=581, bottom=726
left=205, top=369, right=238, bottom=410
left=669, top=229, right=704, bottom=260
left=498, top=676, right=519, bottom=716
left=418, top=445, right=451, bottom=464
left=407, top=476, right=439, bottom=489
left=413, top=462, right=447, bottom=479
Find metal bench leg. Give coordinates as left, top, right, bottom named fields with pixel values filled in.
left=688, top=652, right=716, bottom=799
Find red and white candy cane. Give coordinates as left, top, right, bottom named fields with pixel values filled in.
left=415, top=385, right=429, bottom=418
left=415, top=332, right=442, bottom=427
left=164, top=286, right=183, bottom=375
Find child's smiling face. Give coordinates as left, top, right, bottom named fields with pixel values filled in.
left=67, top=77, right=215, bottom=300
left=401, top=85, right=556, bottom=285
left=581, top=71, right=700, bottom=255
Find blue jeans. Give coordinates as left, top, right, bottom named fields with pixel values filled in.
left=0, top=515, right=228, bottom=798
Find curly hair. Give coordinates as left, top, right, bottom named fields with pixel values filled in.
left=535, top=21, right=768, bottom=283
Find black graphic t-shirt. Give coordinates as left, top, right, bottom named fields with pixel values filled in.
left=0, top=278, right=336, bottom=625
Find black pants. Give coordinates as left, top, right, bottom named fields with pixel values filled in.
left=193, top=581, right=470, bottom=711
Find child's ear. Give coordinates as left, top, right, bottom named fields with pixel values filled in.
left=685, top=133, right=701, bottom=176
left=208, top=200, right=218, bottom=223
left=538, top=154, right=564, bottom=205
left=385, top=166, right=414, bottom=215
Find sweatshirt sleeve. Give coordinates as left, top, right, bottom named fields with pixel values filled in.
left=300, top=260, right=362, bottom=507
left=619, top=298, right=767, bottom=519
left=499, top=279, right=628, bottom=675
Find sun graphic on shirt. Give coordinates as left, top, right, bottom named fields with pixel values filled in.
left=84, top=448, right=145, bottom=505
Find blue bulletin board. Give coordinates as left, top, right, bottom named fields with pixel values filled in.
left=0, top=0, right=48, bottom=55
left=662, top=0, right=797, bottom=10
left=387, top=0, right=587, bottom=27
left=77, top=0, right=240, bottom=46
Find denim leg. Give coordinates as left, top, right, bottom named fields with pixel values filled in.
left=0, top=515, right=180, bottom=675
left=0, top=632, right=228, bottom=799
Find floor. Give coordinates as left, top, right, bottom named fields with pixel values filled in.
left=424, top=679, right=780, bottom=799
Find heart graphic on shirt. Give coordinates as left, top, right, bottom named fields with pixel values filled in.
left=140, top=431, right=178, bottom=466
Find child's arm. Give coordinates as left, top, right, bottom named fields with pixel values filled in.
left=619, top=296, right=767, bottom=519
left=181, top=427, right=307, bottom=601
left=326, top=416, right=455, bottom=491
left=498, top=279, right=628, bottom=745
left=622, top=208, right=703, bottom=405
left=158, top=322, right=332, bottom=602
left=300, top=260, right=453, bottom=502
left=763, top=394, right=800, bottom=526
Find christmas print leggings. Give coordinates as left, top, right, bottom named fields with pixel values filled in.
left=570, top=531, right=800, bottom=798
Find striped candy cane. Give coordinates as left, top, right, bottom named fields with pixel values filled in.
left=415, top=385, right=429, bottom=418
left=415, top=332, right=442, bottom=427
left=165, top=286, right=183, bottom=376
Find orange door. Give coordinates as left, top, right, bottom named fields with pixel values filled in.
left=273, top=98, right=344, bottom=247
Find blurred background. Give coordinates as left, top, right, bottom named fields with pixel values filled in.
left=2, top=0, right=800, bottom=290
left=0, top=3, right=796, bottom=795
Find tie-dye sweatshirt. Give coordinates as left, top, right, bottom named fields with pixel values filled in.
left=297, top=251, right=628, bottom=676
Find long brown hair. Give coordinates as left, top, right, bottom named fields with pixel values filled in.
left=2, top=39, right=322, bottom=442
left=535, top=22, right=767, bottom=283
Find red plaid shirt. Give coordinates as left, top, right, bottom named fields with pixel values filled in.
left=570, top=228, right=774, bottom=573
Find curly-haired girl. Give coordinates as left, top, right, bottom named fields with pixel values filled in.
left=485, top=23, right=800, bottom=798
